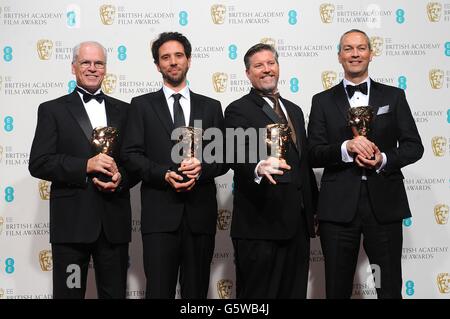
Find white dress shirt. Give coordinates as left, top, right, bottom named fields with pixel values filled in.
left=76, top=86, right=107, bottom=129
left=162, top=85, right=191, bottom=126
left=340, top=77, right=387, bottom=174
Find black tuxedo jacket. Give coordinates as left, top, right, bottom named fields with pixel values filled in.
left=122, top=89, right=227, bottom=235
left=308, top=80, right=424, bottom=223
left=29, top=91, right=131, bottom=244
left=224, top=88, right=317, bottom=240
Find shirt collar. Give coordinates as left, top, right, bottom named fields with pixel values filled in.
left=162, top=84, right=190, bottom=101
left=343, top=76, right=370, bottom=88
left=76, top=85, right=102, bottom=95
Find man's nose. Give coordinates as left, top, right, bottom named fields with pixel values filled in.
left=262, top=64, right=271, bottom=72
left=169, top=56, right=177, bottom=65
left=87, top=63, right=97, bottom=71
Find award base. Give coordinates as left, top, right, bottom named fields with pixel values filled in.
left=273, top=169, right=291, bottom=184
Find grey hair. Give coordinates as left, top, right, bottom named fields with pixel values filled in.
left=338, top=29, right=372, bottom=53
left=72, top=41, right=107, bottom=64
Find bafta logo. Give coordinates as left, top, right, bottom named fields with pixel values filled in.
left=217, top=209, right=232, bottom=231
left=217, top=279, right=233, bottom=299
left=38, top=180, right=51, bottom=200
left=36, top=39, right=54, bottom=60
left=437, top=273, right=450, bottom=293
left=319, top=3, right=335, bottom=23
left=91, top=126, right=118, bottom=156
left=39, top=250, right=53, bottom=272
left=265, top=123, right=292, bottom=183
left=434, top=204, right=449, bottom=225
left=100, top=4, right=116, bottom=25
left=101, top=73, right=117, bottom=94
left=429, top=69, right=444, bottom=89
left=260, top=37, right=277, bottom=50
left=0, top=144, right=3, bottom=163
left=427, top=2, right=442, bottom=22
left=175, top=126, right=203, bottom=183
left=0, top=75, right=2, bottom=91
left=0, top=216, right=4, bottom=235
left=0, top=288, right=4, bottom=299
left=370, top=36, right=384, bottom=57
left=212, top=72, right=228, bottom=93
left=211, top=4, right=226, bottom=24
left=431, top=136, right=447, bottom=157
left=348, top=106, right=374, bottom=138
left=321, top=71, right=337, bottom=89
left=91, top=126, right=119, bottom=182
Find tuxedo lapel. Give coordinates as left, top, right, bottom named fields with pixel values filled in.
left=189, top=91, right=202, bottom=127
left=282, top=100, right=301, bottom=156
left=104, top=97, right=120, bottom=128
left=247, top=89, right=301, bottom=156
left=153, top=89, right=175, bottom=137
left=368, top=79, right=383, bottom=118
left=333, top=81, right=351, bottom=122
left=65, top=91, right=93, bottom=142
left=246, top=88, right=279, bottom=124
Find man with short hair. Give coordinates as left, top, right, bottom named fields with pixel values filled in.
left=224, top=43, right=317, bottom=298
left=122, top=32, right=227, bottom=298
left=308, top=29, right=423, bottom=298
left=29, top=41, right=131, bottom=298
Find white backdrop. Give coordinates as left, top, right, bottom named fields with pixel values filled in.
left=0, top=0, right=449, bottom=299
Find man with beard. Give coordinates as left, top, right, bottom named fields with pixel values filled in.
left=122, top=32, right=226, bottom=298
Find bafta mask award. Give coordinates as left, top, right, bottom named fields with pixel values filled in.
left=265, top=123, right=291, bottom=183
left=348, top=106, right=374, bottom=159
left=91, top=126, right=118, bottom=182
left=176, top=126, right=203, bottom=183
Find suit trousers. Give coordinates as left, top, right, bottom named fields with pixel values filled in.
left=142, top=213, right=215, bottom=299
left=51, top=228, right=129, bottom=299
left=233, top=212, right=310, bottom=298
left=320, top=181, right=403, bottom=299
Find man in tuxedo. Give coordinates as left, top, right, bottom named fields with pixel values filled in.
left=224, top=43, right=317, bottom=298
left=307, top=29, right=424, bottom=298
left=121, top=32, right=226, bottom=298
left=29, top=41, right=131, bottom=298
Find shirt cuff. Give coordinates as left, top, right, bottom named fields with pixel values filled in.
left=341, top=141, right=354, bottom=163
left=254, top=160, right=264, bottom=184
left=376, top=152, right=387, bottom=173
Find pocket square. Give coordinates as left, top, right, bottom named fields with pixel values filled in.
left=377, top=105, right=390, bottom=115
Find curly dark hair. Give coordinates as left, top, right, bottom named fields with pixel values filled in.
left=151, top=32, right=192, bottom=64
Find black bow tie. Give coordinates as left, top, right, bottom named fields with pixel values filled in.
left=345, top=82, right=368, bottom=98
left=76, top=87, right=105, bottom=103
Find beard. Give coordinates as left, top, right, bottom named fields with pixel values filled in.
left=258, top=77, right=278, bottom=94
left=161, top=67, right=189, bottom=87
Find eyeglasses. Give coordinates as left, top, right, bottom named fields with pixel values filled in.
left=78, top=60, right=106, bottom=69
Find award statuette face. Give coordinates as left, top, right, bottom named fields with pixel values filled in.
left=265, top=123, right=291, bottom=183
left=348, top=106, right=374, bottom=159
left=90, top=126, right=119, bottom=182
left=176, top=126, right=203, bottom=183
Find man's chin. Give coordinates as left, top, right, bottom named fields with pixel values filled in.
left=166, top=77, right=184, bottom=87
left=260, top=85, right=277, bottom=93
